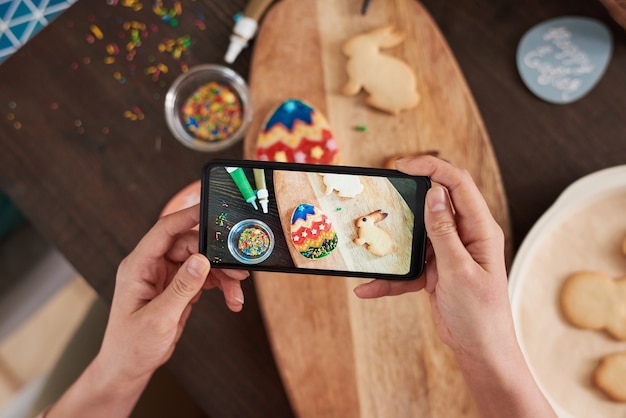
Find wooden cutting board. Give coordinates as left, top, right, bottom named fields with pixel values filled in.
left=243, top=0, right=511, bottom=416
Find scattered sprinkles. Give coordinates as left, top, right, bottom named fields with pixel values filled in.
left=121, top=0, right=143, bottom=11
left=355, top=125, right=367, bottom=132
left=6, top=101, right=21, bottom=130
left=153, top=0, right=182, bottom=27
left=90, top=24, right=104, bottom=40
left=12, top=0, right=204, bottom=139
left=182, top=81, right=243, bottom=142
left=123, top=106, right=145, bottom=121
left=157, top=35, right=191, bottom=60
left=216, top=212, right=227, bottom=227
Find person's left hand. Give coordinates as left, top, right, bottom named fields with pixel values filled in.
left=97, top=204, right=249, bottom=386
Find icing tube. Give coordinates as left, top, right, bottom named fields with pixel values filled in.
left=226, top=167, right=258, bottom=210
left=253, top=168, right=269, bottom=213
left=224, top=0, right=275, bottom=64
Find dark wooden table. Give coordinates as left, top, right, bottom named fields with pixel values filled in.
left=1, top=0, right=625, bottom=416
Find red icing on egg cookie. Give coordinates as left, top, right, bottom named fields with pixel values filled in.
left=255, top=99, right=340, bottom=164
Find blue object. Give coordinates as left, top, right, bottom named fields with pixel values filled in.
left=516, top=16, right=612, bottom=104
left=291, top=203, right=316, bottom=224
left=0, top=0, right=78, bottom=64
left=264, top=99, right=314, bottom=131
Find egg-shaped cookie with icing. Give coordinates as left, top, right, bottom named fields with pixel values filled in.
left=290, top=203, right=338, bottom=259
left=255, top=99, right=340, bottom=164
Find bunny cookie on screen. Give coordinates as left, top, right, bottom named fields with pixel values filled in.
left=353, top=209, right=396, bottom=256
left=342, top=25, right=420, bottom=114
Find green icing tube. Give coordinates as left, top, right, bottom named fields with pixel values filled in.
left=226, top=167, right=258, bottom=210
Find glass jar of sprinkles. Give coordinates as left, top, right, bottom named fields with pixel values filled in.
left=227, top=219, right=274, bottom=264
left=165, top=64, right=252, bottom=152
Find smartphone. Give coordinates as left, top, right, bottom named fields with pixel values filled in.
left=199, top=160, right=430, bottom=280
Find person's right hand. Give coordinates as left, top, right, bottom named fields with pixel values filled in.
left=354, top=155, right=511, bottom=358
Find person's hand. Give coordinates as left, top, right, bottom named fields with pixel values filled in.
left=353, top=156, right=556, bottom=418
left=354, top=155, right=509, bottom=356
left=98, top=204, right=249, bottom=384
left=46, top=204, right=249, bottom=417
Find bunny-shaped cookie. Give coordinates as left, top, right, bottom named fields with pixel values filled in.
left=342, top=25, right=419, bottom=115
left=353, top=209, right=396, bottom=256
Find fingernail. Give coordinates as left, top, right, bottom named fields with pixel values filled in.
left=427, top=187, right=448, bottom=212
left=186, top=255, right=210, bottom=278
left=394, top=157, right=412, bottom=164
left=233, top=287, right=245, bottom=304
left=224, top=269, right=250, bottom=280
left=353, top=283, right=364, bottom=293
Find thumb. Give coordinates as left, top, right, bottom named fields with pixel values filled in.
left=424, top=187, right=470, bottom=268
left=156, top=254, right=211, bottom=318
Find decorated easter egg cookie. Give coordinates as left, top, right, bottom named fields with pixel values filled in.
left=255, top=99, right=340, bottom=164
left=290, top=203, right=338, bottom=259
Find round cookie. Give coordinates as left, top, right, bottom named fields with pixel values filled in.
left=560, top=271, right=626, bottom=340
left=593, top=351, right=626, bottom=402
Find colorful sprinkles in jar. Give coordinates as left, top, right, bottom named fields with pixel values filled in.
left=228, top=220, right=274, bottom=264
left=237, top=226, right=270, bottom=258
left=181, top=81, right=243, bottom=142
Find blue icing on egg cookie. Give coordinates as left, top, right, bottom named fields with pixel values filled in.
left=255, top=99, right=340, bottom=164
left=264, top=99, right=313, bottom=130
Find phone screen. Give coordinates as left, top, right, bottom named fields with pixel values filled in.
left=199, top=160, right=430, bottom=279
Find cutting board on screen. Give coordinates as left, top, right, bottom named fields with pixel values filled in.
left=273, top=171, right=414, bottom=274
left=243, top=0, right=511, bottom=416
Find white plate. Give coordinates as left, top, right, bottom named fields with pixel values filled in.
left=509, top=165, right=626, bottom=417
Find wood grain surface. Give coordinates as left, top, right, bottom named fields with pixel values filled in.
left=243, top=0, right=510, bottom=416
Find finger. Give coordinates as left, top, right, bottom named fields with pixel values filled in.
left=219, top=276, right=245, bottom=312
left=220, top=269, right=250, bottom=281
left=165, top=230, right=199, bottom=263
left=424, top=253, right=438, bottom=294
left=133, top=205, right=200, bottom=260
left=179, top=304, right=193, bottom=336
left=152, top=253, right=210, bottom=321
left=423, top=187, right=472, bottom=268
left=353, top=276, right=426, bottom=299
left=190, top=290, right=202, bottom=305
left=395, top=156, right=493, bottom=231
left=203, top=268, right=248, bottom=290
